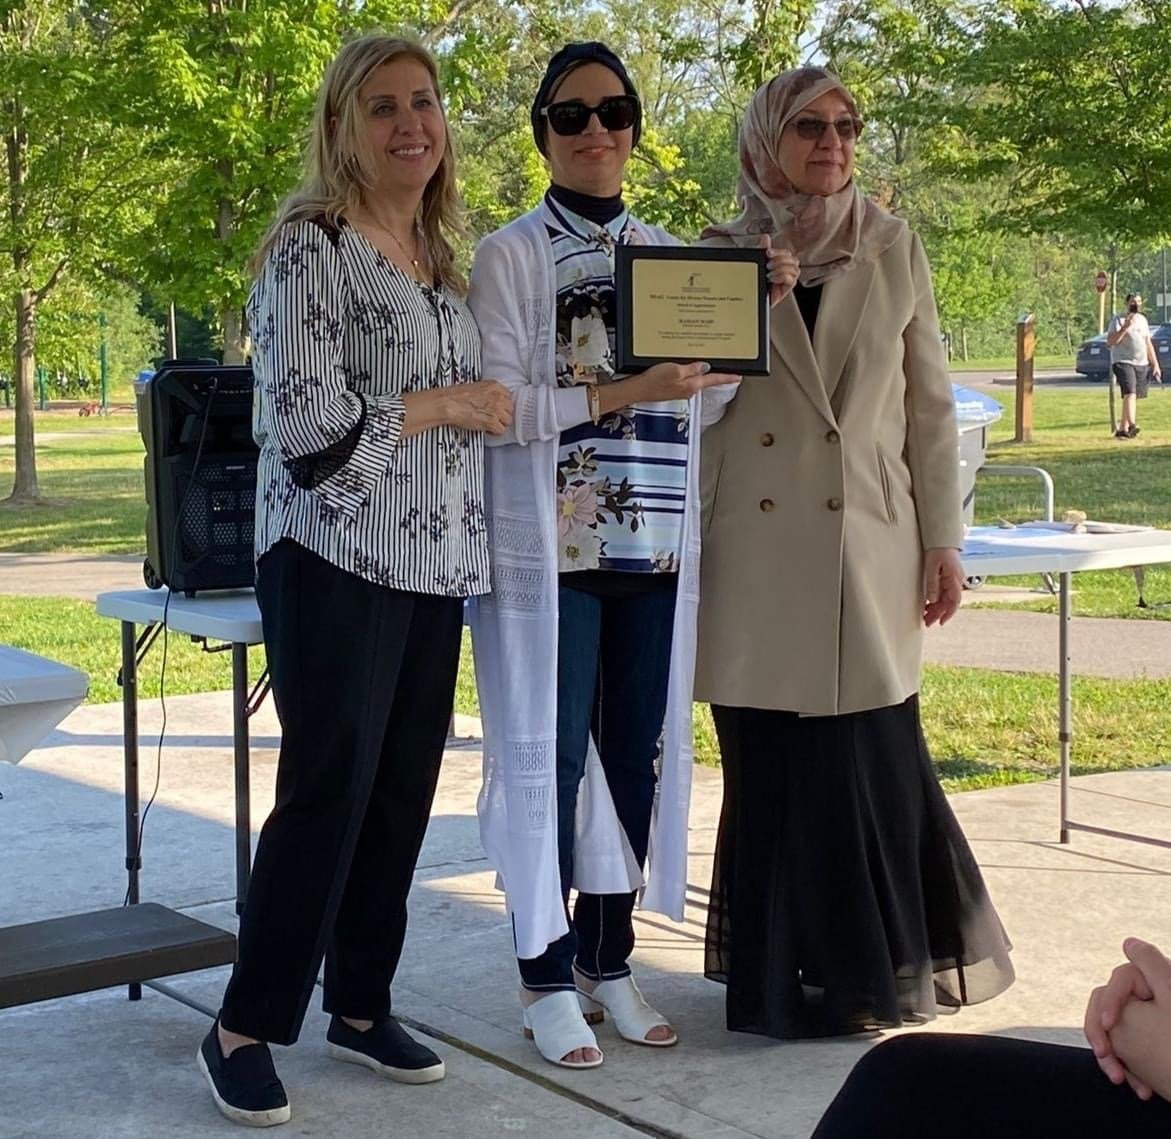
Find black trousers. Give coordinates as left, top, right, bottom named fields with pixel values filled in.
left=812, top=1034, right=1171, bottom=1138
left=219, top=540, right=463, bottom=1045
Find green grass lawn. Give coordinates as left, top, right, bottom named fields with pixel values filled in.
left=0, top=592, right=477, bottom=714
left=951, top=354, right=1070, bottom=372
left=1, top=592, right=1166, bottom=793
left=0, top=415, right=147, bottom=553
left=4, top=387, right=1171, bottom=792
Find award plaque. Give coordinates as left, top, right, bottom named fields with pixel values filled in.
left=614, top=245, right=770, bottom=376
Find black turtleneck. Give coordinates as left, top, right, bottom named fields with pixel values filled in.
left=547, top=182, right=625, bottom=225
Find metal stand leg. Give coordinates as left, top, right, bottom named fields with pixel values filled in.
left=232, top=643, right=252, bottom=914
left=1059, top=572, right=1072, bottom=844
left=121, top=619, right=142, bottom=1001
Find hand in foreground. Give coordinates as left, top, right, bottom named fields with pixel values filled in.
left=761, top=237, right=800, bottom=307
left=634, top=361, right=740, bottom=404
left=922, top=547, right=964, bottom=626
left=446, top=380, right=513, bottom=435
left=1085, top=951, right=1154, bottom=1093
left=1104, top=939, right=1171, bottom=1103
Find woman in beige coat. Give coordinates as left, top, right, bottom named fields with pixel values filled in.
left=695, top=66, right=1014, bottom=1039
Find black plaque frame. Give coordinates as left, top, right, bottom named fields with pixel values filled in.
left=614, top=245, right=770, bottom=376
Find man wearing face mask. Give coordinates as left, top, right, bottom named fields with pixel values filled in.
left=1106, top=293, right=1162, bottom=439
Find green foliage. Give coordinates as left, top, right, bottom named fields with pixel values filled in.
left=0, top=280, right=160, bottom=396
left=5, top=0, right=1171, bottom=376
left=944, top=0, right=1171, bottom=244
left=26, top=283, right=159, bottom=395
left=821, top=0, right=1171, bottom=354
left=105, top=0, right=360, bottom=348
left=715, top=0, right=816, bottom=92
left=0, top=1, right=156, bottom=326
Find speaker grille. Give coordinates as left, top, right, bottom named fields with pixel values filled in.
left=141, top=364, right=259, bottom=594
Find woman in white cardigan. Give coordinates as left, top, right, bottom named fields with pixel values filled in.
left=466, top=42, right=759, bottom=1070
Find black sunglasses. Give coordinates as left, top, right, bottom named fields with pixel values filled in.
left=790, top=115, right=864, bottom=142
left=541, top=95, right=640, bottom=137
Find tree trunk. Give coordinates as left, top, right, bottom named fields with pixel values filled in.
left=221, top=303, right=245, bottom=364
left=214, top=174, right=246, bottom=363
left=8, top=287, right=40, bottom=501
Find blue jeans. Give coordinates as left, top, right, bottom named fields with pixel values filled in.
left=518, top=579, right=677, bottom=990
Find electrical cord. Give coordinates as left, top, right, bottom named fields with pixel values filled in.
left=124, top=377, right=218, bottom=904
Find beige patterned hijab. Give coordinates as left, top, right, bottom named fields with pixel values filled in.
left=705, top=67, right=904, bottom=287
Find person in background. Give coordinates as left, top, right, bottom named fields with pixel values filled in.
left=695, top=65, right=1014, bottom=1042
left=1106, top=292, right=1161, bottom=439
left=812, top=936, right=1171, bottom=1137
left=197, top=33, right=511, bottom=1127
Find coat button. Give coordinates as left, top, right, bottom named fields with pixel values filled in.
left=825, top=429, right=840, bottom=444
left=827, top=497, right=843, bottom=511
left=760, top=498, right=775, bottom=512
left=760, top=432, right=774, bottom=446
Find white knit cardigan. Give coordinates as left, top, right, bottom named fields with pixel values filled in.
left=467, top=201, right=734, bottom=959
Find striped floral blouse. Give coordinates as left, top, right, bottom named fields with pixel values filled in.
left=248, top=217, right=489, bottom=597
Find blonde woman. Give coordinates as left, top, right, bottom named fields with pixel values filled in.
left=197, top=34, right=511, bottom=1127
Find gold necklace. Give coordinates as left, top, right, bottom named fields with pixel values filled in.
left=382, top=223, right=423, bottom=281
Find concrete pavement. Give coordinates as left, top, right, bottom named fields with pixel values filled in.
left=3, top=690, right=1171, bottom=1138
left=925, top=604, right=1171, bottom=679
left=0, top=552, right=145, bottom=601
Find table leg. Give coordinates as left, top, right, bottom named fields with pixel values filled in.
left=1059, top=571, right=1072, bottom=844
left=121, top=619, right=142, bottom=1001
left=232, top=642, right=252, bottom=915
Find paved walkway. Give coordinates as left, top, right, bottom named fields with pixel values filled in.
left=3, top=552, right=1171, bottom=679
left=0, top=552, right=145, bottom=601
left=926, top=605, right=1171, bottom=679
left=4, top=690, right=1171, bottom=1137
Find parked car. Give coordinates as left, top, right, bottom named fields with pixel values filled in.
left=1075, top=333, right=1109, bottom=379
left=1152, top=324, right=1171, bottom=373
left=1075, top=323, right=1171, bottom=380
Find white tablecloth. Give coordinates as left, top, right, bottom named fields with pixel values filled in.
left=0, top=644, right=88, bottom=765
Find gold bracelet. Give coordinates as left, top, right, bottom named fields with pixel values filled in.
left=587, top=385, right=602, bottom=424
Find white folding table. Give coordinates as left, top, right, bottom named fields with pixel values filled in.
left=94, top=588, right=265, bottom=918
left=960, top=525, right=1171, bottom=849
left=0, top=644, right=89, bottom=766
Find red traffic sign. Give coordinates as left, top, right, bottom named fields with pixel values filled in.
left=1095, top=270, right=1108, bottom=294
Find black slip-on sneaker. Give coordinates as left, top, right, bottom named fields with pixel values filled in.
left=197, top=1023, right=291, bottom=1128
left=1128, top=425, right=1141, bottom=438
left=326, top=1015, right=445, bottom=1084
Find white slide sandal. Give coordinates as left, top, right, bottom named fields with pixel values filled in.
left=575, top=972, right=678, bottom=1047
left=521, top=989, right=604, bottom=1069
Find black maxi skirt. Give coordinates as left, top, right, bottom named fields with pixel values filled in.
left=705, top=695, right=1015, bottom=1039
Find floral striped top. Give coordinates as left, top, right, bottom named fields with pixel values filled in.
left=247, top=217, right=489, bottom=597
left=547, top=198, right=690, bottom=574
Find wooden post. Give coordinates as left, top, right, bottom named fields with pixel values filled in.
left=1015, top=312, right=1035, bottom=443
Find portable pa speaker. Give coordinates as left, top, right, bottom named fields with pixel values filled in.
left=139, top=360, right=258, bottom=596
